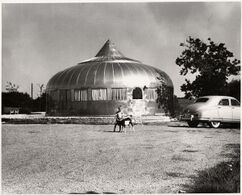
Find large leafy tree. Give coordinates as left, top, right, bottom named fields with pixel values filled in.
left=226, top=79, right=240, bottom=101
left=176, top=37, right=240, bottom=98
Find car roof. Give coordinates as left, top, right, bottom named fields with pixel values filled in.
left=197, top=96, right=239, bottom=103
left=200, top=95, right=236, bottom=98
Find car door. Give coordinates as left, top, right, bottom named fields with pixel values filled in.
left=217, top=98, right=233, bottom=122
left=231, top=99, right=240, bottom=122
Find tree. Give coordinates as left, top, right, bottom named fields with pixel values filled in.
left=176, top=37, right=240, bottom=98
left=32, top=92, right=46, bottom=112
left=5, top=81, right=19, bottom=92
left=2, top=91, right=33, bottom=114
left=156, top=75, right=174, bottom=116
left=226, top=79, right=240, bottom=101
left=37, top=84, right=45, bottom=97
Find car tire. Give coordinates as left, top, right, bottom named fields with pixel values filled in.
left=187, top=121, right=199, bottom=127
left=208, top=121, right=221, bottom=128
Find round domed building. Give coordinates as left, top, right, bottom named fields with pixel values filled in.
left=46, top=40, right=174, bottom=116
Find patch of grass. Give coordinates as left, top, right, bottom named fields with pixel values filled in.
left=182, top=149, right=199, bottom=153
left=185, top=145, right=240, bottom=193
left=164, top=130, right=179, bottom=133
left=140, top=144, right=154, bottom=149
left=225, top=143, right=240, bottom=150
left=171, top=155, right=191, bottom=161
left=186, top=130, right=203, bottom=133
left=166, top=172, right=184, bottom=178
left=221, top=144, right=240, bottom=159
left=144, top=146, right=154, bottom=149
left=28, top=130, right=40, bottom=134
left=204, top=136, right=212, bottom=138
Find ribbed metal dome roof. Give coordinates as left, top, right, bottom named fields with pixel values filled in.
left=46, top=40, right=173, bottom=91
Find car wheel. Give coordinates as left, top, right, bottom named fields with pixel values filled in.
left=208, top=121, right=221, bottom=128
left=187, top=121, right=199, bottom=127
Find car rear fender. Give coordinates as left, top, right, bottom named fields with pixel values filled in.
left=199, top=106, right=220, bottom=120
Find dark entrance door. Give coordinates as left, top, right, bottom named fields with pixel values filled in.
left=132, top=87, right=142, bottom=99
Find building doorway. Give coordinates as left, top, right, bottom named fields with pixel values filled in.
left=132, top=87, right=142, bottom=99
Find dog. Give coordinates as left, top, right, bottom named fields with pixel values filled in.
left=117, top=117, right=135, bottom=133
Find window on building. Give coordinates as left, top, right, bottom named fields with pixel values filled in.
left=92, top=89, right=107, bottom=100
left=146, top=88, right=157, bottom=100
left=73, top=89, right=88, bottom=101
left=112, top=88, right=127, bottom=100
left=132, top=87, right=142, bottom=99
left=74, top=90, right=80, bottom=101
left=80, top=90, right=88, bottom=101
left=71, top=89, right=75, bottom=101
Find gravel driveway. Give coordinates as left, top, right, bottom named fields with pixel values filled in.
left=2, top=123, right=240, bottom=194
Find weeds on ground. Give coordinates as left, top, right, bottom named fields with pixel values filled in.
left=186, top=144, right=240, bottom=193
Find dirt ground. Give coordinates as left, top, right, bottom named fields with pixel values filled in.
left=2, top=122, right=240, bottom=194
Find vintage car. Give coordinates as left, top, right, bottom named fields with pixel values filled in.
left=180, top=96, right=240, bottom=128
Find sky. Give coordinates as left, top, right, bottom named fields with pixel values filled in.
left=2, top=2, right=241, bottom=98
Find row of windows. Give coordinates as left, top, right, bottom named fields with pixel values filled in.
left=69, top=88, right=157, bottom=101
left=112, top=88, right=127, bottom=100
left=73, top=89, right=88, bottom=101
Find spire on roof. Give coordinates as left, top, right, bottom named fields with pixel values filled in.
left=95, top=40, right=124, bottom=58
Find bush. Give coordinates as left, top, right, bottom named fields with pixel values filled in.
left=2, top=92, right=33, bottom=114
left=32, top=93, right=46, bottom=112
left=19, top=107, right=32, bottom=114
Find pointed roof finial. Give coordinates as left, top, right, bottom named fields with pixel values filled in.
left=95, top=39, right=124, bottom=58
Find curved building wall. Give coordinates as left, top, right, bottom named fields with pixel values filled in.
left=46, top=86, right=173, bottom=116
left=46, top=40, right=174, bottom=116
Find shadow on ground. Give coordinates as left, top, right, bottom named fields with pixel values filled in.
left=182, top=144, right=240, bottom=193
left=169, top=123, right=240, bottom=129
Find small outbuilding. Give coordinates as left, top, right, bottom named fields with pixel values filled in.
left=46, top=40, right=173, bottom=116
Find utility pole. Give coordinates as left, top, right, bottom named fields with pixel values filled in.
left=31, top=83, right=33, bottom=99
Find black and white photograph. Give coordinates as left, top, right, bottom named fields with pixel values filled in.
left=2, top=1, right=241, bottom=194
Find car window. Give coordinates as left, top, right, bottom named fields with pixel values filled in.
left=218, top=99, right=229, bottom=106
left=231, top=99, right=240, bottom=106
left=195, top=98, right=209, bottom=103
